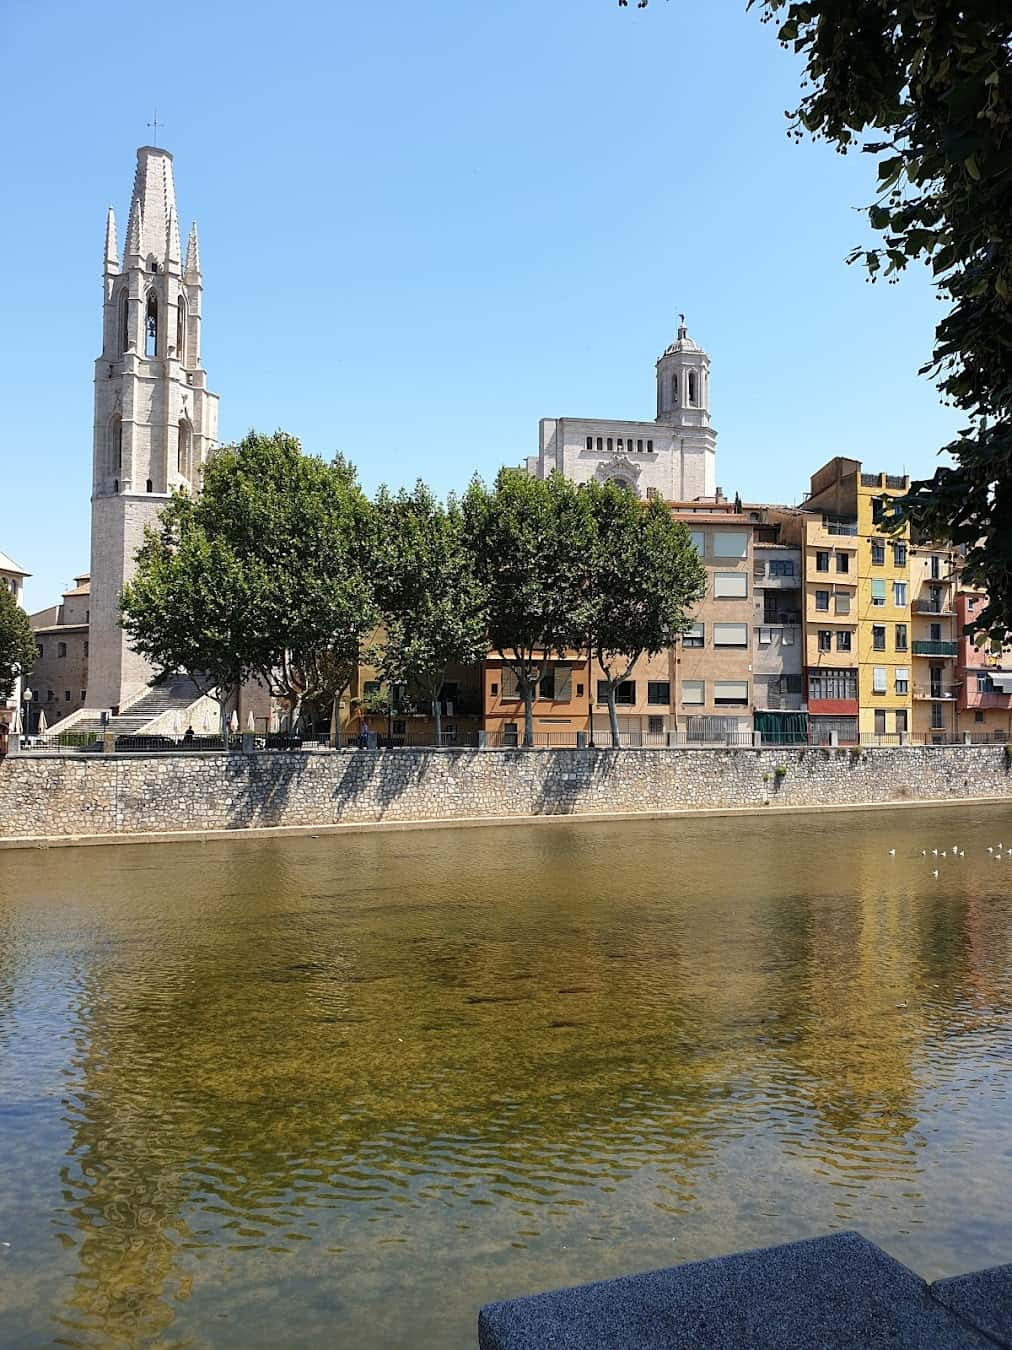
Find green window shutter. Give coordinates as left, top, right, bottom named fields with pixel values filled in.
left=871, top=579, right=886, bottom=600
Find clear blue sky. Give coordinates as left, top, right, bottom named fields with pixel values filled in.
left=1, top=0, right=959, bottom=612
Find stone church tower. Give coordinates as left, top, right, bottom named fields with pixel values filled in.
left=88, top=146, right=219, bottom=712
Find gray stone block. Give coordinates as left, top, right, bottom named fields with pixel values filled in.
left=477, top=1232, right=998, bottom=1350
left=931, top=1265, right=1012, bottom=1347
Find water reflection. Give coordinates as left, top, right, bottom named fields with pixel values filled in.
left=0, top=805, right=1009, bottom=1347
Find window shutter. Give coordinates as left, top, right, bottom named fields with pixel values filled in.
left=554, top=666, right=572, bottom=703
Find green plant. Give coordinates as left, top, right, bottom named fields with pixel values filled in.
left=774, top=765, right=788, bottom=779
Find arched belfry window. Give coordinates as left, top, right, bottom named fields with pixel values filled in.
left=110, top=415, right=123, bottom=475
left=671, top=373, right=679, bottom=406
left=177, top=420, right=192, bottom=479
left=145, top=291, right=158, bottom=358
left=687, top=370, right=698, bottom=406
left=119, top=291, right=130, bottom=353
left=175, top=296, right=186, bottom=363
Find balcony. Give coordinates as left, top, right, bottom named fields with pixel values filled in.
left=913, top=686, right=959, bottom=701
left=911, top=640, right=958, bottom=657
left=822, top=520, right=858, bottom=536
left=913, top=600, right=955, bottom=616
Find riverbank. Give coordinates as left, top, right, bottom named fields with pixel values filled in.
left=1, top=744, right=1010, bottom=847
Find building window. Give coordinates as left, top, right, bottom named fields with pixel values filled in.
left=606, top=438, right=613, bottom=453
left=637, top=439, right=643, bottom=452
left=930, top=555, right=942, bottom=580
left=871, top=540, right=885, bottom=565
left=84, top=640, right=89, bottom=657
left=815, top=590, right=830, bottom=612
left=689, top=530, right=705, bottom=555
left=46, top=690, right=54, bottom=703
left=834, top=593, right=851, bottom=616
left=80, top=690, right=86, bottom=701
left=714, top=680, right=748, bottom=706
left=872, top=497, right=886, bottom=525
left=875, top=709, right=887, bottom=735
left=177, top=421, right=192, bottom=478
left=896, top=709, right=908, bottom=732
left=490, top=682, right=499, bottom=696
left=146, top=478, right=153, bottom=493
left=681, top=680, right=705, bottom=705
left=873, top=666, right=887, bottom=694
left=713, top=572, right=748, bottom=599
left=538, top=670, right=556, bottom=700
left=816, top=551, right=830, bottom=572
left=617, top=439, right=624, bottom=451
left=57, top=642, right=67, bottom=658
left=687, top=371, right=698, bottom=405
left=977, top=672, right=996, bottom=693
left=782, top=627, right=795, bottom=645
left=769, top=559, right=794, bottom=577
left=586, top=436, right=593, bottom=450
left=713, top=623, right=748, bottom=646
left=683, top=621, right=704, bottom=648
left=895, top=667, right=909, bottom=694
left=119, top=290, right=130, bottom=352
left=595, top=680, right=635, bottom=706
left=930, top=703, right=944, bottom=730
left=109, top=415, right=123, bottom=474
left=893, top=543, right=907, bottom=566
left=895, top=623, right=908, bottom=651
left=671, top=373, right=679, bottom=405
left=646, top=440, right=653, bottom=452
left=872, top=625, right=886, bottom=651
left=64, top=690, right=71, bottom=702
left=871, top=579, right=886, bottom=607
left=893, top=581, right=907, bottom=606
left=145, top=291, right=158, bottom=357
left=818, top=630, right=832, bottom=652
left=648, top=715, right=664, bottom=735
left=712, top=531, right=749, bottom=559
left=929, top=622, right=942, bottom=642
left=836, top=631, right=852, bottom=652
left=836, top=552, right=849, bottom=574
left=176, top=295, right=186, bottom=362
left=575, top=683, right=584, bottom=698
left=975, top=710, right=984, bottom=723
left=596, top=437, right=603, bottom=451
left=647, top=681, right=671, bottom=705
left=36, top=642, right=43, bottom=658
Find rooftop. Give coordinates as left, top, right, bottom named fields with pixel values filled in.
left=0, top=550, right=29, bottom=577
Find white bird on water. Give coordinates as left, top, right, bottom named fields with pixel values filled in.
left=888, top=849, right=896, bottom=856
left=932, top=869, right=940, bottom=878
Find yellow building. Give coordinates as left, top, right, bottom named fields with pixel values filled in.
left=798, top=460, right=914, bottom=743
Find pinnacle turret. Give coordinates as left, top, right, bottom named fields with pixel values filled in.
left=125, top=195, right=143, bottom=262
left=166, top=204, right=181, bottom=271
left=104, top=207, right=119, bottom=273
left=184, top=220, right=201, bottom=280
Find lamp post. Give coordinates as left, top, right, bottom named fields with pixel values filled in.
left=21, top=686, right=33, bottom=743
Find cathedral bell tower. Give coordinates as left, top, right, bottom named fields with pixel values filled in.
left=89, top=146, right=219, bottom=712
left=654, top=316, right=717, bottom=498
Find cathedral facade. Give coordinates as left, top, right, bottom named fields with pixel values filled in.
left=528, top=321, right=717, bottom=501
left=88, top=146, right=219, bottom=713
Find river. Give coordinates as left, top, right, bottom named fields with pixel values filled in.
left=1, top=804, right=1010, bottom=1347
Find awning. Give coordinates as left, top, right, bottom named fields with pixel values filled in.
left=989, top=672, right=1012, bottom=692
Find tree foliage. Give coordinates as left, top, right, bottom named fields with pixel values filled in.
left=462, top=470, right=593, bottom=746
left=584, top=481, right=706, bottom=746
left=626, top=0, right=1012, bottom=643
left=372, top=481, right=488, bottom=743
left=121, top=431, right=378, bottom=733
left=0, top=583, right=35, bottom=706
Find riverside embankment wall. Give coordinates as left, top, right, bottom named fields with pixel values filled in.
left=1, top=745, right=1010, bottom=843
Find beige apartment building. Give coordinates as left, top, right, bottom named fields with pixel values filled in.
left=29, top=574, right=90, bottom=730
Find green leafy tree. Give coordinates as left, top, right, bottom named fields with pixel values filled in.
left=583, top=481, right=706, bottom=746
left=372, top=482, right=488, bottom=745
left=0, top=583, right=35, bottom=707
left=462, top=470, right=593, bottom=747
left=120, top=494, right=254, bottom=740
left=626, top=1, right=1012, bottom=642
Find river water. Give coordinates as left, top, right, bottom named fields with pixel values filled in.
left=1, top=805, right=1010, bottom=1347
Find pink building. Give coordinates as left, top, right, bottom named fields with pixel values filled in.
left=957, top=591, right=1012, bottom=739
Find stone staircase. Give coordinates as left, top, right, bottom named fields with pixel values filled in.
left=69, top=676, right=210, bottom=737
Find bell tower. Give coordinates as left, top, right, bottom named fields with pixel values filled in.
left=89, top=146, right=219, bottom=712
left=655, top=317, right=717, bottom=497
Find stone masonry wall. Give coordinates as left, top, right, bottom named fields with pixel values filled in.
left=1, top=745, right=1010, bottom=841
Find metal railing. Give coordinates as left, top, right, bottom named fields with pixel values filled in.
left=911, top=640, right=958, bottom=657
left=823, top=520, right=858, bottom=536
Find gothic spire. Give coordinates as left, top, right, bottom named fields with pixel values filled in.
left=126, top=145, right=178, bottom=263
left=104, top=206, right=119, bottom=273
left=125, top=196, right=143, bottom=262
left=184, top=220, right=201, bottom=280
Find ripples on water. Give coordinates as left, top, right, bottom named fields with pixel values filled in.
left=0, top=805, right=1010, bottom=1347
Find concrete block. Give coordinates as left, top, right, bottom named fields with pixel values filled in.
left=477, top=1232, right=997, bottom=1350
left=931, top=1265, right=1012, bottom=1347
